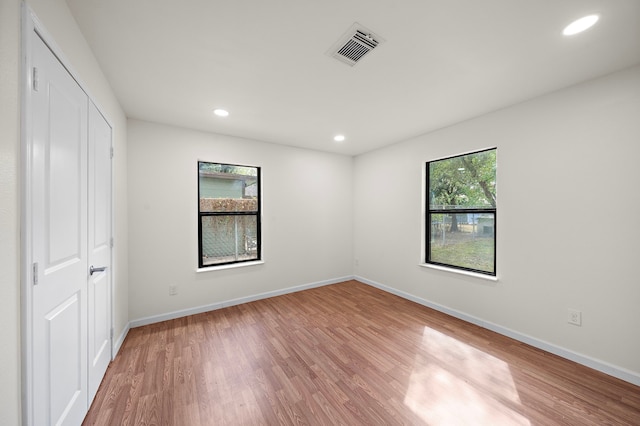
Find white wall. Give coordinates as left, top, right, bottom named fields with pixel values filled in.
left=0, top=0, right=129, bottom=423
left=354, top=65, right=640, bottom=381
left=127, top=120, right=353, bottom=321
left=0, top=0, right=22, bottom=423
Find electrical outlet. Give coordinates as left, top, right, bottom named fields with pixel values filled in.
left=568, top=309, right=582, bottom=326
left=169, top=285, right=178, bottom=296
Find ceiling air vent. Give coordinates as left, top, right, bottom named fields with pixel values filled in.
left=327, top=23, right=384, bottom=67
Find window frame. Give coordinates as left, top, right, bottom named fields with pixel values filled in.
left=197, top=161, right=262, bottom=269
left=425, top=148, right=497, bottom=276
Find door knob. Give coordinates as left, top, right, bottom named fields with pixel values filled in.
left=89, top=265, right=107, bottom=275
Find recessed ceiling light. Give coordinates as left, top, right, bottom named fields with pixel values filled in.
left=213, top=109, right=229, bottom=117
left=563, top=15, right=599, bottom=36
left=334, top=134, right=346, bottom=142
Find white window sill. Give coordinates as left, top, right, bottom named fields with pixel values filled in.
left=419, top=263, right=498, bottom=282
left=197, top=260, right=264, bottom=273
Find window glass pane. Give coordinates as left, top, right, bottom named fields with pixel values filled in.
left=201, top=215, right=258, bottom=266
left=429, top=149, right=496, bottom=210
left=199, top=163, right=258, bottom=213
left=429, top=213, right=495, bottom=274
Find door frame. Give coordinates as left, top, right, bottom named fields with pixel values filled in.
left=20, top=6, right=115, bottom=425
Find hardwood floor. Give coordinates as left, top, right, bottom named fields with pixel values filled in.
left=83, top=280, right=640, bottom=425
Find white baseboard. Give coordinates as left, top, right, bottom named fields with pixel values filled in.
left=129, top=276, right=354, bottom=328
left=112, top=323, right=130, bottom=359
left=355, top=275, right=640, bottom=387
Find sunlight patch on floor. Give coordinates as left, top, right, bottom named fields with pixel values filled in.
left=404, top=327, right=530, bottom=425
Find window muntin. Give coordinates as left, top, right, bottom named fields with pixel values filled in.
left=198, top=162, right=260, bottom=268
left=426, top=149, right=496, bottom=275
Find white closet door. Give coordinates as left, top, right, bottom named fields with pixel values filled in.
left=31, top=32, right=89, bottom=426
left=87, top=101, right=113, bottom=405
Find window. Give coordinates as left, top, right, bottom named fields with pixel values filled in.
left=198, top=162, right=261, bottom=268
left=426, top=148, right=496, bottom=275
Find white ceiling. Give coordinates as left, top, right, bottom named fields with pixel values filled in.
left=66, top=0, right=640, bottom=156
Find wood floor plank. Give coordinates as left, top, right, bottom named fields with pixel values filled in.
left=83, top=280, right=640, bottom=425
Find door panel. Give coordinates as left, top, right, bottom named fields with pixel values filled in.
left=47, top=293, right=83, bottom=423
left=31, top=32, right=88, bottom=426
left=87, top=101, right=112, bottom=404
left=47, top=83, right=84, bottom=265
